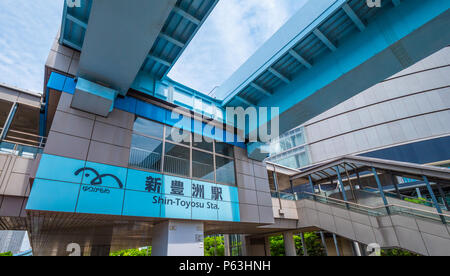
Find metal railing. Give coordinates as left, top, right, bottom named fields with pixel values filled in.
left=299, top=192, right=450, bottom=225
left=5, top=129, right=47, bottom=148
left=0, top=130, right=46, bottom=159
left=271, top=191, right=297, bottom=201
left=360, top=188, right=448, bottom=211
left=129, top=147, right=162, bottom=172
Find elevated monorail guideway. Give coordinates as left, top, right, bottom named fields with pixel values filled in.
left=216, top=0, right=450, bottom=160
left=60, top=0, right=218, bottom=117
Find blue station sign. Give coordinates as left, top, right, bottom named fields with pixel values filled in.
left=26, top=154, right=240, bottom=222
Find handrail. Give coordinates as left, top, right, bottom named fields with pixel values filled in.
left=5, top=135, right=45, bottom=146
left=7, top=129, right=47, bottom=140
left=300, top=192, right=450, bottom=220
left=2, top=139, right=45, bottom=149
left=0, top=140, right=44, bottom=159
left=359, top=189, right=443, bottom=209
left=271, top=190, right=297, bottom=200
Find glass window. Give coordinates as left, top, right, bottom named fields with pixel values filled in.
left=129, top=134, right=163, bottom=172
left=133, top=117, right=164, bottom=139
left=164, top=143, right=190, bottom=177
left=0, top=141, right=15, bottom=155
left=215, top=142, right=234, bottom=157
left=165, top=125, right=190, bottom=146
left=192, top=150, right=214, bottom=181
left=192, top=133, right=213, bottom=152
left=215, top=156, right=235, bottom=185
left=292, top=132, right=305, bottom=147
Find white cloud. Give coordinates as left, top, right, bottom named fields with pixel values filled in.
left=168, top=0, right=309, bottom=95
left=0, top=0, right=62, bottom=93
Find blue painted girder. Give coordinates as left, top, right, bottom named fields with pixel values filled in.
left=218, top=0, right=450, bottom=159
left=262, top=0, right=450, bottom=135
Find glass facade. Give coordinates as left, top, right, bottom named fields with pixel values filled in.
left=192, top=150, right=214, bottom=181
left=165, top=125, right=190, bottom=146
left=164, top=143, right=190, bottom=177
left=129, top=134, right=163, bottom=172
left=215, top=156, right=236, bottom=185
left=129, top=116, right=237, bottom=186
left=267, top=126, right=311, bottom=169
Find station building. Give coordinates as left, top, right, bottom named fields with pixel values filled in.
left=0, top=0, right=449, bottom=256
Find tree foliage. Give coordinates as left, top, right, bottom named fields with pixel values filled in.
left=204, top=236, right=225, bottom=256
left=381, top=248, right=420, bottom=256
left=404, top=197, right=429, bottom=206
left=110, top=247, right=151, bottom=256
left=109, top=234, right=418, bottom=256
left=0, top=251, right=13, bottom=256
left=270, top=233, right=326, bottom=256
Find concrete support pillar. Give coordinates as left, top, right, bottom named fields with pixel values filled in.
left=283, top=232, right=297, bottom=256
left=242, top=236, right=271, bottom=256
left=151, top=220, right=204, bottom=256
left=89, top=226, right=113, bottom=256
left=325, top=236, right=355, bottom=256
left=224, top=234, right=231, bottom=256
left=352, top=241, right=362, bottom=256
left=264, top=236, right=271, bottom=256
left=36, top=227, right=93, bottom=256
left=240, top=234, right=248, bottom=256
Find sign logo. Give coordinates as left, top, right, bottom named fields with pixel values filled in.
left=74, top=168, right=123, bottom=189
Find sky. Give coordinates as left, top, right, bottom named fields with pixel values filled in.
left=0, top=0, right=63, bottom=93
left=0, top=0, right=308, bottom=95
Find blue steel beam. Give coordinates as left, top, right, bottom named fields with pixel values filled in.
left=422, top=176, right=446, bottom=224
left=335, top=166, right=348, bottom=202
left=320, top=231, right=329, bottom=256
left=158, top=32, right=185, bottom=48
left=268, top=67, right=290, bottom=84
left=288, top=49, right=312, bottom=69
left=341, top=3, right=365, bottom=32
left=66, top=13, right=88, bottom=29
left=372, top=167, right=391, bottom=215
left=0, top=103, right=18, bottom=141
left=308, top=175, right=315, bottom=195
left=148, top=55, right=172, bottom=68
left=332, top=234, right=341, bottom=256
left=235, top=96, right=256, bottom=107
left=62, top=39, right=82, bottom=51
left=313, top=28, right=337, bottom=51
left=250, top=82, right=272, bottom=97
left=217, top=0, right=450, bottom=159
left=172, top=6, right=201, bottom=25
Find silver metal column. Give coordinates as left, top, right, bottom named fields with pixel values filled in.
left=332, top=234, right=341, bottom=256
left=319, top=231, right=328, bottom=256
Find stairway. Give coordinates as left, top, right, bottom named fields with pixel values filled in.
left=294, top=193, right=450, bottom=256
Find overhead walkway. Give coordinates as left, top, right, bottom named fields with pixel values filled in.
left=267, top=156, right=450, bottom=255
